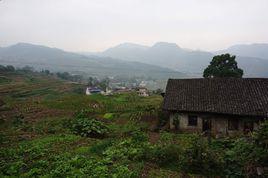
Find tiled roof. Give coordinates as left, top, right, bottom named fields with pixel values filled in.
left=163, top=78, right=268, bottom=117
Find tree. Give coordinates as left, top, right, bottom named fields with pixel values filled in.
left=87, top=77, right=99, bottom=86
left=99, top=77, right=110, bottom=90
left=87, top=77, right=95, bottom=86
left=0, top=65, right=5, bottom=72
left=6, top=65, right=15, bottom=72
left=203, top=54, right=243, bottom=78
left=44, top=69, right=50, bottom=75
left=21, top=65, right=34, bottom=73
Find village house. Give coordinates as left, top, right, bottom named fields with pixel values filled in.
left=86, top=87, right=113, bottom=96
left=113, top=86, right=132, bottom=94
left=137, top=87, right=149, bottom=97
left=85, top=87, right=103, bottom=95
left=162, top=78, right=268, bottom=137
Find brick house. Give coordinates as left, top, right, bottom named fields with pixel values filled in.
left=162, top=78, right=268, bottom=137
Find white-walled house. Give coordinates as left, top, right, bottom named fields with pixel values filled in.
left=137, top=87, right=149, bottom=97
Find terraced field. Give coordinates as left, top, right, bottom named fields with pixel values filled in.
left=1, top=72, right=267, bottom=177
left=1, top=72, right=184, bottom=177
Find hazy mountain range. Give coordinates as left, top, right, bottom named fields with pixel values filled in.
left=0, top=43, right=185, bottom=79
left=216, top=43, right=268, bottom=59
left=87, top=42, right=268, bottom=77
left=1, top=42, right=268, bottom=79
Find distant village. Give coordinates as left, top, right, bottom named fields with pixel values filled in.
left=85, top=80, right=151, bottom=97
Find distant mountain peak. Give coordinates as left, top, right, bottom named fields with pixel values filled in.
left=12, top=42, right=43, bottom=48
left=228, top=43, right=268, bottom=48
left=108, top=42, right=148, bottom=50
left=7, top=42, right=65, bottom=53
left=217, top=43, right=268, bottom=59
left=151, top=42, right=180, bottom=49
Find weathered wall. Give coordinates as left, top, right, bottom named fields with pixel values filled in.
left=211, top=117, right=228, bottom=136
left=169, top=112, right=261, bottom=137
left=170, top=113, right=202, bottom=133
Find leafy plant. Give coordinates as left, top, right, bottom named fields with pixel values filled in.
left=71, top=113, right=109, bottom=138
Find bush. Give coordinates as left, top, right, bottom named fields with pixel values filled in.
left=103, top=131, right=150, bottom=161
left=180, top=137, right=224, bottom=176
left=223, top=138, right=254, bottom=177
left=157, top=110, right=169, bottom=129
left=147, top=144, right=182, bottom=168
left=254, top=120, right=268, bottom=148
left=90, top=139, right=114, bottom=155
left=70, top=113, right=109, bottom=138
left=224, top=137, right=268, bottom=177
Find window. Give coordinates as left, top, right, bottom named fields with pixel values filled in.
left=228, top=119, right=239, bottom=130
left=188, top=115, right=198, bottom=126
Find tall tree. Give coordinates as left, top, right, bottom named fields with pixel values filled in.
left=203, top=54, right=243, bottom=78
left=99, top=77, right=110, bottom=90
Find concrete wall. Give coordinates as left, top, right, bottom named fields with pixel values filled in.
left=169, top=112, right=261, bottom=137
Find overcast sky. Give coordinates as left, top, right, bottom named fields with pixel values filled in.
left=0, top=0, right=267, bottom=52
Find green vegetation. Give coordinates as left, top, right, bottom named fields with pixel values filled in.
left=0, top=71, right=267, bottom=177
left=203, top=53, right=244, bottom=78
left=70, top=113, right=109, bottom=138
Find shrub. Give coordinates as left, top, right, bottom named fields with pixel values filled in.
left=223, top=138, right=253, bottom=177
left=90, top=139, right=114, bottom=155
left=70, top=113, right=109, bottom=138
left=157, top=110, right=169, bottom=129
left=180, top=137, right=224, bottom=176
left=254, top=120, right=268, bottom=148
left=104, top=131, right=150, bottom=161
left=147, top=144, right=182, bottom=168
left=228, top=122, right=268, bottom=177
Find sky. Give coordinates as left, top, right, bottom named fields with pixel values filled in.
left=0, top=0, right=268, bottom=52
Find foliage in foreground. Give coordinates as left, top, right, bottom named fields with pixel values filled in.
left=1, top=119, right=268, bottom=177
left=0, top=134, right=137, bottom=178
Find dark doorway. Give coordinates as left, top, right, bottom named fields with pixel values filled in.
left=202, top=118, right=211, bottom=132
left=244, top=121, right=254, bottom=134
